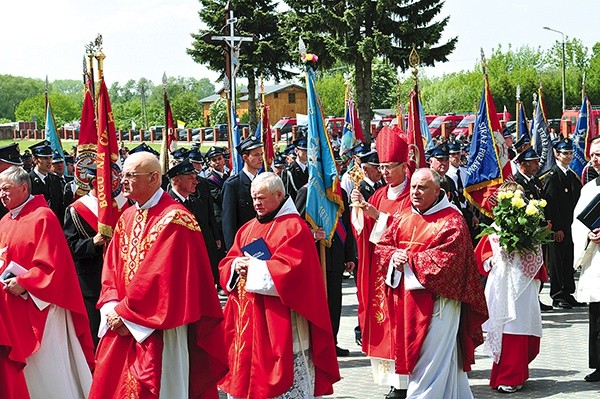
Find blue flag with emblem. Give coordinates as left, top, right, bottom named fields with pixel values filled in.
left=569, top=94, right=590, bottom=178
left=516, top=101, right=531, bottom=142
left=305, top=65, right=343, bottom=246
left=44, top=99, right=67, bottom=175
left=230, top=103, right=243, bottom=174
left=530, top=88, right=555, bottom=177
left=465, top=77, right=512, bottom=218
left=418, top=95, right=434, bottom=150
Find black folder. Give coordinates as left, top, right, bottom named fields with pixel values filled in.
left=577, top=193, right=600, bottom=231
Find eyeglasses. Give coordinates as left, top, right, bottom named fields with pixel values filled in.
left=378, top=163, right=401, bottom=172
left=120, top=172, right=154, bottom=180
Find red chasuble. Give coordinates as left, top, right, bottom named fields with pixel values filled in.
left=0, top=195, right=95, bottom=399
left=90, top=193, right=228, bottom=399
left=354, top=184, right=411, bottom=359
left=219, top=212, right=340, bottom=399
left=376, top=204, right=488, bottom=374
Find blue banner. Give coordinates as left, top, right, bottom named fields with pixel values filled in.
left=45, top=101, right=66, bottom=175
left=417, top=95, right=434, bottom=150
left=230, top=104, right=242, bottom=174
left=305, top=66, right=343, bottom=246
left=464, top=80, right=509, bottom=218
left=530, top=89, right=555, bottom=177
left=516, top=101, right=531, bottom=142
left=569, top=95, right=589, bottom=178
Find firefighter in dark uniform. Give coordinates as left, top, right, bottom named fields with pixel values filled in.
left=28, top=140, right=66, bottom=224
left=167, top=158, right=223, bottom=290
left=543, top=138, right=583, bottom=309
left=204, top=146, right=229, bottom=227
left=286, top=137, right=309, bottom=200
left=0, top=143, right=23, bottom=218
left=221, top=135, right=263, bottom=250
left=358, top=151, right=383, bottom=202
left=514, top=149, right=544, bottom=200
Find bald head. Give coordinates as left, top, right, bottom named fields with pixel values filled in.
left=410, top=168, right=441, bottom=212
left=121, top=151, right=162, bottom=204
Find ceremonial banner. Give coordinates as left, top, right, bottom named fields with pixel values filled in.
left=159, top=89, right=177, bottom=173
left=74, top=78, right=97, bottom=198
left=229, top=104, right=243, bottom=174
left=339, top=85, right=364, bottom=155
left=418, top=97, right=434, bottom=150
left=254, top=104, right=274, bottom=171
left=570, top=94, right=592, bottom=178
left=44, top=98, right=66, bottom=174
left=516, top=100, right=531, bottom=142
left=530, top=88, right=555, bottom=177
left=465, top=77, right=512, bottom=218
left=406, top=87, right=427, bottom=169
left=305, top=65, right=343, bottom=246
left=96, top=79, right=123, bottom=237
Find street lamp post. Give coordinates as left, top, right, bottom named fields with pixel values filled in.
left=543, top=26, right=566, bottom=112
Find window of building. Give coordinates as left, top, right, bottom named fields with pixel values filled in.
left=288, top=93, right=296, bottom=104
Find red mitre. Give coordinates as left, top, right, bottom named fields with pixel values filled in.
left=376, top=126, right=408, bottom=163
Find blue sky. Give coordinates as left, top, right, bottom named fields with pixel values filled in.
left=2, top=0, right=599, bottom=86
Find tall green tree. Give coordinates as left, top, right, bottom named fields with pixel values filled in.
left=0, top=75, right=44, bottom=121
left=15, top=93, right=80, bottom=129
left=283, top=0, right=456, bottom=142
left=188, top=0, right=294, bottom=131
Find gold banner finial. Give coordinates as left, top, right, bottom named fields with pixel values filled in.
left=409, top=44, right=420, bottom=84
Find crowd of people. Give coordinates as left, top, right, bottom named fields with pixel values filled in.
left=0, top=121, right=599, bottom=398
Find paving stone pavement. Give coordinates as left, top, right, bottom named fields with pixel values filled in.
left=219, top=276, right=600, bottom=398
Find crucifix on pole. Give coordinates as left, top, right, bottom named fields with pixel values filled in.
left=203, top=2, right=254, bottom=143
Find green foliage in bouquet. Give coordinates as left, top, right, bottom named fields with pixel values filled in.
left=477, top=189, right=554, bottom=254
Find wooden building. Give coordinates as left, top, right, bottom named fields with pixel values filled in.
left=199, top=83, right=307, bottom=126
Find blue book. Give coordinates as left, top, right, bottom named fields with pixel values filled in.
left=241, top=238, right=272, bottom=261
left=577, top=193, right=600, bottom=231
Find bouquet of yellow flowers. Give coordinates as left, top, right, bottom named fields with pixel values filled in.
left=478, top=188, right=554, bottom=254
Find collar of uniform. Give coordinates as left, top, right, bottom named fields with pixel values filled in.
left=136, top=187, right=164, bottom=210
left=33, top=167, right=47, bottom=181
left=296, top=159, right=307, bottom=172
left=556, top=163, right=569, bottom=175
left=242, top=168, right=256, bottom=181
left=171, top=187, right=188, bottom=203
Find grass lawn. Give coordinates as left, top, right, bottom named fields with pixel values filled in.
left=0, top=139, right=226, bottom=154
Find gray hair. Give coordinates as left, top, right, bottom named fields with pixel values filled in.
left=0, top=166, right=31, bottom=193
left=252, top=172, right=285, bottom=194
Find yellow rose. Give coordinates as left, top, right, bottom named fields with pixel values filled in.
left=529, top=199, right=539, bottom=207
left=538, top=199, right=547, bottom=208
left=498, top=192, right=507, bottom=200
left=505, top=191, right=514, bottom=199
left=514, top=190, right=523, bottom=198
left=511, top=197, right=526, bottom=208
left=525, top=203, right=538, bottom=216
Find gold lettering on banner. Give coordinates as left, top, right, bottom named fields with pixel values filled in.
left=98, top=128, right=109, bottom=147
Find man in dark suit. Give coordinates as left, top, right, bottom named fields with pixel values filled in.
left=167, top=159, right=223, bottom=289
left=543, top=138, right=583, bottom=309
left=0, top=143, right=23, bottom=218
left=63, top=164, right=109, bottom=347
left=28, top=140, right=66, bottom=224
left=286, top=137, right=309, bottom=199
left=221, top=136, right=263, bottom=250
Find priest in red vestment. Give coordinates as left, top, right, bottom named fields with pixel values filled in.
left=376, top=168, right=488, bottom=399
left=350, top=127, right=412, bottom=398
left=89, top=152, right=228, bottom=399
left=0, top=166, right=95, bottom=399
left=219, top=172, right=340, bottom=399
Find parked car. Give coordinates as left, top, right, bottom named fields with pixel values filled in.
left=428, top=114, right=464, bottom=137
left=273, top=117, right=297, bottom=135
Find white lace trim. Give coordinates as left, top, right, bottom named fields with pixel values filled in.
left=483, top=235, right=543, bottom=363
